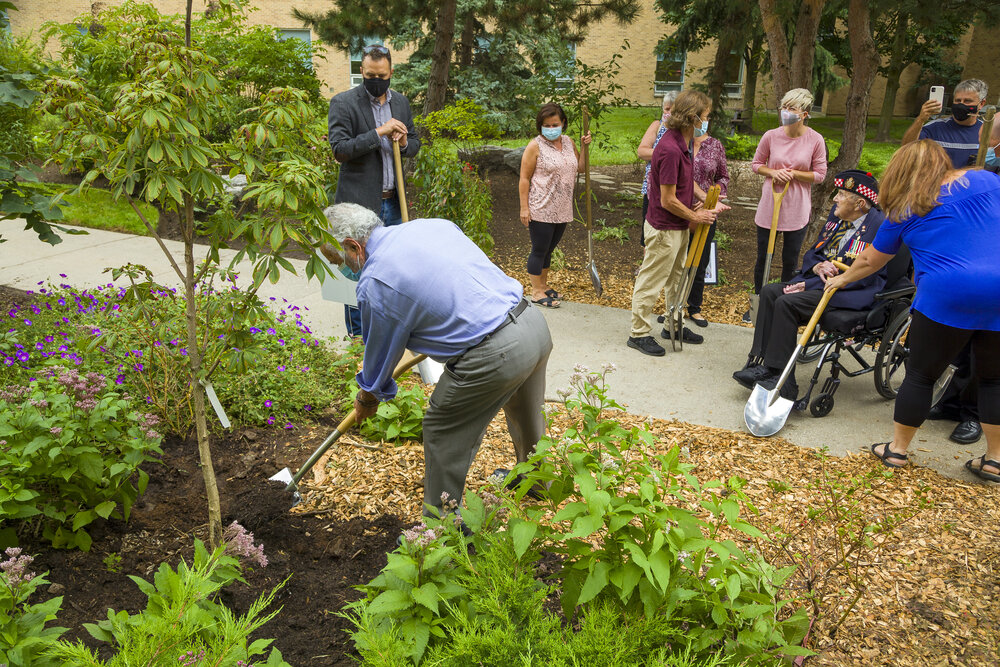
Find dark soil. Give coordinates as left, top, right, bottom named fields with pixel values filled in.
left=0, top=284, right=403, bottom=666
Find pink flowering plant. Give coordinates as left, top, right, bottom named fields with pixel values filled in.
left=45, top=530, right=290, bottom=666
left=0, top=547, right=67, bottom=666
left=0, top=365, right=163, bottom=551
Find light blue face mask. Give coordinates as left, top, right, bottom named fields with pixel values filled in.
left=693, top=120, right=709, bottom=137
left=987, top=146, right=999, bottom=168
left=541, top=126, right=562, bottom=141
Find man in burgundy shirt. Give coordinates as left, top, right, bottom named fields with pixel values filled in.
left=628, top=90, right=727, bottom=356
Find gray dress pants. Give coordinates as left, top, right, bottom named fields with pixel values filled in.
left=421, top=304, right=552, bottom=515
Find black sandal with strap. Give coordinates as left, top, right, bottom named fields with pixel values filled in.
left=965, top=456, right=1000, bottom=483
left=870, top=442, right=908, bottom=469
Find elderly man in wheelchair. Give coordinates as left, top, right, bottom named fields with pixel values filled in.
left=733, top=170, right=906, bottom=412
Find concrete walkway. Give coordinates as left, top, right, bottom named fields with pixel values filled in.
left=1, top=221, right=978, bottom=481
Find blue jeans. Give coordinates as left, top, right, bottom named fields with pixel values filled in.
left=344, top=196, right=404, bottom=336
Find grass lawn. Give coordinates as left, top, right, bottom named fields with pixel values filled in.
left=42, top=185, right=157, bottom=236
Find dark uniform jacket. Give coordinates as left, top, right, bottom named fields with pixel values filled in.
left=789, top=204, right=888, bottom=311
left=327, top=84, right=421, bottom=213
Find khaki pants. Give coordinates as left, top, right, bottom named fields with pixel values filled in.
left=630, top=222, right=689, bottom=337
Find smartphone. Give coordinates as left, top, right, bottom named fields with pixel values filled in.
left=929, top=86, right=945, bottom=107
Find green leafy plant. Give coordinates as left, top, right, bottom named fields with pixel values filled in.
left=352, top=383, right=427, bottom=443
left=510, top=365, right=810, bottom=662
left=593, top=225, right=630, bottom=244
left=0, top=367, right=163, bottom=550
left=0, top=548, right=67, bottom=667
left=44, top=526, right=290, bottom=666
left=714, top=230, right=733, bottom=252
left=721, top=134, right=759, bottom=161
left=102, top=553, right=123, bottom=574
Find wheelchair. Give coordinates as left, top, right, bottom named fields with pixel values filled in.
left=793, top=247, right=914, bottom=418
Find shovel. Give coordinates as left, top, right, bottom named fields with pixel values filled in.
left=270, top=350, right=427, bottom=503
left=392, top=139, right=410, bottom=223
left=744, top=260, right=848, bottom=436
left=665, top=185, right=721, bottom=350
left=750, top=180, right=790, bottom=325
left=582, top=108, right=603, bottom=297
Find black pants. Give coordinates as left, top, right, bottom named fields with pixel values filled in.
left=749, top=283, right=824, bottom=371
left=639, top=195, right=649, bottom=246
left=933, top=342, right=979, bottom=421
left=895, top=310, right=1000, bottom=428
left=527, top=221, right=567, bottom=275
left=687, top=221, right=717, bottom=314
left=753, top=225, right=809, bottom=293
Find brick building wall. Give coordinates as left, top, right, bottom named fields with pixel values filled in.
left=9, top=1, right=999, bottom=117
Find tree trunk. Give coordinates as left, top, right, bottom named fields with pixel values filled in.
left=708, top=31, right=739, bottom=129
left=739, top=33, right=765, bottom=134
left=875, top=13, right=908, bottom=142
left=182, top=195, right=222, bottom=547
left=424, top=0, right=457, bottom=114
left=789, top=0, right=826, bottom=90
left=812, top=0, right=878, bottom=227
left=758, top=0, right=791, bottom=99
left=458, top=12, right=474, bottom=68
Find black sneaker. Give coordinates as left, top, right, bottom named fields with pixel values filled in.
left=627, top=335, right=666, bottom=356
left=741, top=309, right=752, bottom=324
left=661, top=326, right=704, bottom=344
left=732, top=364, right=770, bottom=390
left=756, top=372, right=799, bottom=402
left=656, top=314, right=665, bottom=324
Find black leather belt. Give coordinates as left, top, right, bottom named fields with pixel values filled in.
left=488, top=298, right=529, bottom=338
left=382, top=189, right=396, bottom=199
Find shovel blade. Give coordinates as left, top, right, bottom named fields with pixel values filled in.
left=416, top=357, right=444, bottom=385
left=744, top=383, right=794, bottom=437
left=588, top=262, right=603, bottom=297
left=268, top=468, right=302, bottom=505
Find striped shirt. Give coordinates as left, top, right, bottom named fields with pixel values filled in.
left=367, top=88, right=395, bottom=191
left=919, top=117, right=983, bottom=168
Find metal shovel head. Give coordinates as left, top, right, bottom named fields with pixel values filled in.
left=744, top=383, right=794, bottom=437
left=416, top=357, right=444, bottom=385
left=588, top=261, right=603, bottom=297
left=268, top=468, right=302, bottom=505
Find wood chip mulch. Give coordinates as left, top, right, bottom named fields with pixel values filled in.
left=290, top=405, right=999, bottom=666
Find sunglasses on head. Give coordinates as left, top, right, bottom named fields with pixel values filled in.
left=362, top=44, right=390, bottom=56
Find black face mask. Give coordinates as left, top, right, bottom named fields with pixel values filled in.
left=363, top=77, right=391, bottom=98
left=952, top=102, right=978, bottom=122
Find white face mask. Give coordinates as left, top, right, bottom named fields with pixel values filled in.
left=780, top=109, right=801, bottom=126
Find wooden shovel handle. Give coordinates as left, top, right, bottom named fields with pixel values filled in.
left=766, top=180, right=790, bottom=254
left=392, top=140, right=409, bottom=222
left=583, top=107, right=592, bottom=231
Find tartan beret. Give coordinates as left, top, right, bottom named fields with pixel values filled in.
left=833, top=169, right=878, bottom=206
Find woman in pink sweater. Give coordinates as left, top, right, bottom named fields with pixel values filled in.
left=745, top=88, right=828, bottom=323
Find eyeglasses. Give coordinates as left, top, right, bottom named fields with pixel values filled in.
left=362, top=44, right=390, bottom=56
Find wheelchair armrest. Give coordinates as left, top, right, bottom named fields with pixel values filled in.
left=874, top=284, right=915, bottom=300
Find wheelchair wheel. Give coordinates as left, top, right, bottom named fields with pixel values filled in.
left=810, top=393, right=834, bottom=418
left=797, top=328, right=824, bottom=363
left=874, top=311, right=910, bottom=399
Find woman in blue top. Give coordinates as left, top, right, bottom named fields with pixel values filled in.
left=826, top=140, right=1000, bottom=482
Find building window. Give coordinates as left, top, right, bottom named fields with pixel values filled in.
left=655, top=48, right=685, bottom=96
left=278, top=29, right=313, bottom=68
left=723, top=50, right=745, bottom=98
left=553, top=44, right=576, bottom=88
left=350, top=37, right=384, bottom=87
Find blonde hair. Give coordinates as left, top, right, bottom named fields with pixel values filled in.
left=879, top=140, right=955, bottom=223
left=780, top=88, right=814, bottom=112
left=666, top=90, right=710, bottom=131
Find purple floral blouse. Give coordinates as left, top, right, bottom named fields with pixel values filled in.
left=692, top=136, right=729, bottom=197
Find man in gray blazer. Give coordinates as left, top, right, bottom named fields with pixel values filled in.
left=328, top=44, right=421, bottom=334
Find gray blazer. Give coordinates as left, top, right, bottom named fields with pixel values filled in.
left=327, top=84, right=421, bottom=213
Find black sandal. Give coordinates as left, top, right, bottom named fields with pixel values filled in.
left=544, top=289, right=562, bottom=300
left=965, top=456, right=1000, bottom=483
left=532, top=296, right=559, bottom=308
left=870, top=442, right=908, bottom=469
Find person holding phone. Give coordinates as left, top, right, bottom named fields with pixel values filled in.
left=901, top=78, right=987, bottom=169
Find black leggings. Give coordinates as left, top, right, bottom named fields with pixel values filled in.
left=895, top=310, right=1000, bottom=427
left=527, top=221, right=567, bottom=275
left=753, top=225, right=809, bottom=293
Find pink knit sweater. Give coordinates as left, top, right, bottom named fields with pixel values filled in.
left=751, top=127, right=828, bottom=232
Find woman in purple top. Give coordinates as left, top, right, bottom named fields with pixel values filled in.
left=685, top=129, right=730, bottom=327
left=746, top=88, right=828, bottom=322
left=636, top=91, right=676, bottom=243
left=826, top=141, right=1000, bottom=482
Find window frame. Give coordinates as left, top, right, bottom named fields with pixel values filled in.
left=349, top=37, right=384, bottom=88
left=654, top=49, right=685, bottom=96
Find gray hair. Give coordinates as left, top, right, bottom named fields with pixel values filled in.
left=323, top=203, right=383, bottom=244
left=954, top=78, right=988, bottom=102
left=661, top=90, right=678, bottom=111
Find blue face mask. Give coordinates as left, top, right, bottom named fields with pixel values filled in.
left=693, top=120, right=708, bottom=137
left=987, top=146, right=999, bottom=168
left=541, top=126, right=562, bottom=141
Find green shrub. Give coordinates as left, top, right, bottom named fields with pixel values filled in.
left=721, top=134, right=759, bottom=161
left=44, top=529, right=291, bottom=666
left=0, top=548, right=66, bottom=667
left=355, top=383, right=426, bottom=443
left=0, top=367, right=163, bottom=550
